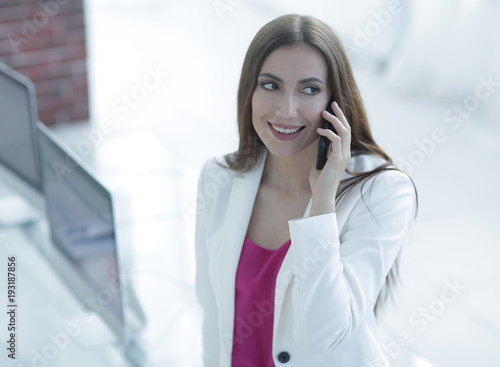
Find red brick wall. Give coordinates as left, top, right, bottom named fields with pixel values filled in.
left=0, top=0, right=89, bottom=125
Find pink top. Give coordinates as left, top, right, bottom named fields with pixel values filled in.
left=231, top=236, right=292, bottom=367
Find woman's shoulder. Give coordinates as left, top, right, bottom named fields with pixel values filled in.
left=200, top=154, right=230, bottom=171
left=346, top=153, right=416, bottom=199
left=349, top=153, right=409, bottom=178
left=338, top=154, right=417, bottom=223
left=197, top=153, right=247, bottom=190
left=200, top=154, right=238, bottom=177
left=348, top=152, right=389, bottom=173
left=200, top=148, right=267, bottom=178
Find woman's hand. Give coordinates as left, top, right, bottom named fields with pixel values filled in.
left=309, top=101, right=351, bottom=216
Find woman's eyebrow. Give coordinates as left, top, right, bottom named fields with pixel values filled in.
left=258, top=72, right=325, bottom=85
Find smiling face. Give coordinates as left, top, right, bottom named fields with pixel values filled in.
left=251, top=44, right=331, bottom=159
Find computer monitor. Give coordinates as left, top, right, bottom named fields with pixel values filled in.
left=0, top=61, right=149, bottom=363
left=36, top=121, right=126, bottom=344
left=35, top=123, right=149, bottom=366
left=0, top=62, right=44, bottom=226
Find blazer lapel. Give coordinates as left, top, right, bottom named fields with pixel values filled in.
left=218, top=150, right=267, bottom=346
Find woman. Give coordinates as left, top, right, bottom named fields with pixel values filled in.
left=195, top=14, right=417, bottom=366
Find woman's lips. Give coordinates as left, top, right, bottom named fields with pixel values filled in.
left=268, top=122, right=305, bottom=141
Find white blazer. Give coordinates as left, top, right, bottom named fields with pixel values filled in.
left=195, top=149, right=416, bottom=366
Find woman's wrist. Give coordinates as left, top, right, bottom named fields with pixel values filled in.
left=310, top=197, right=336, bottom=217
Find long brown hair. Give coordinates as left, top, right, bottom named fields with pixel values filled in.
left=221, top=14, right=417, bottom=318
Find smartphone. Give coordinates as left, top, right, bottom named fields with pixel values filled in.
left=316, top=97, right=337, bottom=170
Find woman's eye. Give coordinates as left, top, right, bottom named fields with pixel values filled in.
left=302, top=86, right=319, bottom=95
left=262, top=82, right=278, bottom=91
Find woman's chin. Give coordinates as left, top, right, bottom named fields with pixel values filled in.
left=265, top=141, right=318, bottom=161
left=266, top=145, right=301, bottom=158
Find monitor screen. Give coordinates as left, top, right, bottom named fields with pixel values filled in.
left=36, top=122, right=124, bottom=332
left=0, top=62, right=40, bottom=190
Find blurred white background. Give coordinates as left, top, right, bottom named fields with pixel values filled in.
left=41, top=0, right=500, bottom=366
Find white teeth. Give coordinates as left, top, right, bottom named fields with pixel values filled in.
left=270, top=124, right=302, bottom=134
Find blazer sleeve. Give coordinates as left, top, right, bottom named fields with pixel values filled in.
left=194, top=160, right=220, bottom=366
left=286, top=169, right=417, bottom=353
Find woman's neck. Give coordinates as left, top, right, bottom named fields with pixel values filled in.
left=262, top=145, right=316, bottom=195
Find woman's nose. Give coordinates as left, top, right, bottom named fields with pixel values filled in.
left=275, top=94, right=297, bottom=119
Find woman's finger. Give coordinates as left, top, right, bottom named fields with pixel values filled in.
left=321, top=109, right=349, bottom=138
left=331, top=101, right=351, bottom=132
left=321, top=102, right=351, bottom=158
left=316, top=127, right=342, bottom=161
left=316, top=127, right=341, bottom=143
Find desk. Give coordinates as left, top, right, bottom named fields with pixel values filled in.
left=0, top=127, right=204, bottom=366
left=0, top=223, right=131, bottom=366
left=0, top=217, right=202, bottom=367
